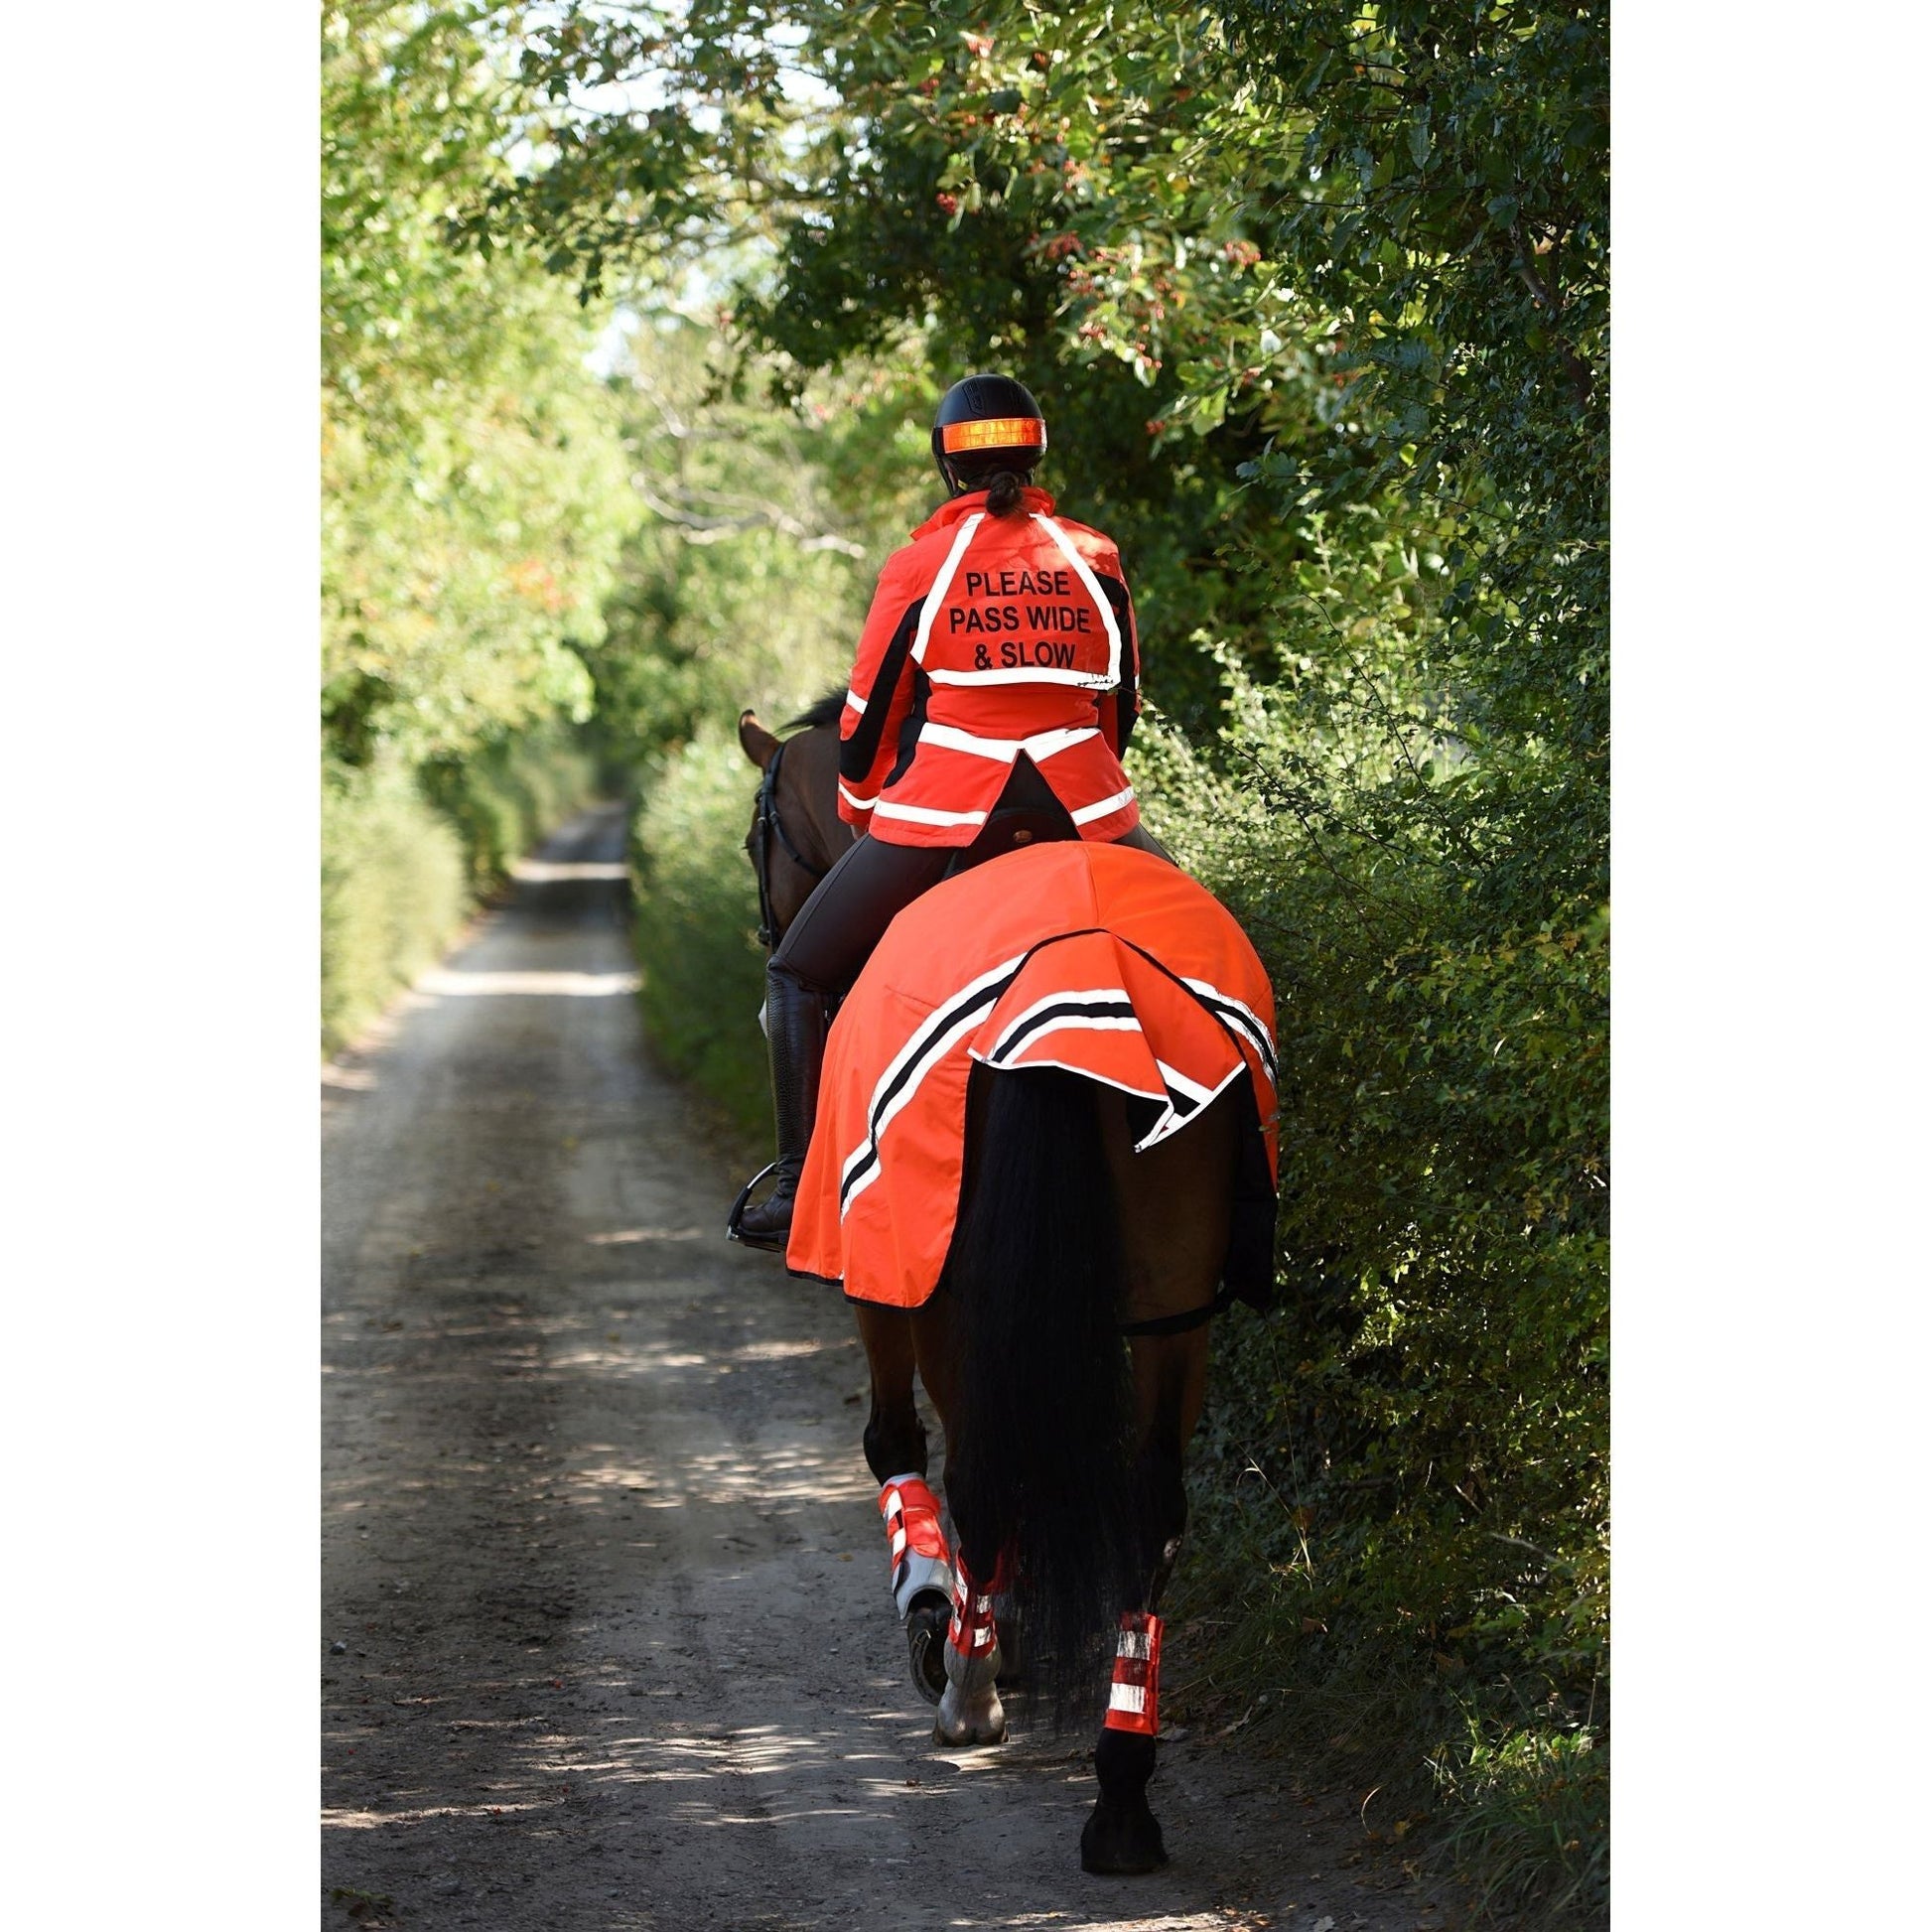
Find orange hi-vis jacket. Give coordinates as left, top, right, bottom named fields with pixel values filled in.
left=786, top=840, right=1281, bottom=1311
left=838, top=486, right=1142, bottom=847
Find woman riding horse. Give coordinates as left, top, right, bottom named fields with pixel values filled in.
left=729, top=372, right=1167, bottom=1251
left=729, top=374, right=1279, bottom=1874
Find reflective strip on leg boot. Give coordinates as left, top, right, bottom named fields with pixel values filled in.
left=933, top=1552, right=1007, bottom=1746
left=948, top=1561, right=997, bottom=1664
left=1103, top=1610, right=1163, bottom=1736
left=878, top=1473, right=954, bottom=1620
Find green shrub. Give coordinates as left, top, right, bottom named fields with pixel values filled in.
left=629, top=727, right=772, bottom=1151
left=321, top=756, right=468, bottom=1054
left=323, top=730, right=606, bottom=1054
left=1433, top=1715, right=1609, bottom=1927
left=421, top=727, right=601, bottom=895
left=1134, top=702, right=1606, bottom=1926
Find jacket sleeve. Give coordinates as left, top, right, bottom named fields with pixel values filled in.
left=1093, top=562, right=1141, bottom=757
left=837, top=551, right=925, bottom=826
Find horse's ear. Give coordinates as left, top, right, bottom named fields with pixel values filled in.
left=738, top=709, right=780, bottom=770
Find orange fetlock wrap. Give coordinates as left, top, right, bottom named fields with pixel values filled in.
left=1104, top=1610, right=1163, bottom=1736
left=947, top=1556, right=1001, bottom=1662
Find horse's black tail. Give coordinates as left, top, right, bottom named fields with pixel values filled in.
left=945, top=1065, right=1142, bottom=1725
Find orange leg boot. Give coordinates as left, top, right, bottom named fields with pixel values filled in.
left=1081, top=1610, right=1169, bottom=1872
left=879, top=1474, right=954, bottom=1705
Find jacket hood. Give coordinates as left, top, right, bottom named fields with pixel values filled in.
left=911, top=485, right=1056, bottom=540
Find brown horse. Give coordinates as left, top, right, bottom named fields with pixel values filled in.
left=736, top=698, right=1250, bottom=1875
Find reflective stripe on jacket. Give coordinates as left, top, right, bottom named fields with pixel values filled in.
left=838, top=486, right=1142, bottom=847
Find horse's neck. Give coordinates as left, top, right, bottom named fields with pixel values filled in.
left=793, top=726, right=856, bottom=870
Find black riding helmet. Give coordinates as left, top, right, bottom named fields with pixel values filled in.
left=931, top=372, right=1048, bottom=495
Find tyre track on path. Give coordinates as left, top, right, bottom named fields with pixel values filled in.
left=322, top=805, right=1441, bottom=1932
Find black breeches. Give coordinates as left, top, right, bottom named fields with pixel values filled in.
left=770, top=820, right=1171, bottom=1000
left=768, top=835, right=956, bottom=996
left=1114, top=822, right=1170, bottom=862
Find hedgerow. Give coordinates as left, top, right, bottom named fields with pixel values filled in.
left=628, top=728, right=773, bottom=1150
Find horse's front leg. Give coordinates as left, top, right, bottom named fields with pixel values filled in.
left=853, top=1301, right=955, bottom=1703
left=1081, top=1325, right=1210, bottom=1875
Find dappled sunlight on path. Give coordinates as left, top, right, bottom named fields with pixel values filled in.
left=322, top=807, right=1435, bottom=1932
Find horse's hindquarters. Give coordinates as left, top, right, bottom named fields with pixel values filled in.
left=1096, top=1081, right=1240, bottom=1333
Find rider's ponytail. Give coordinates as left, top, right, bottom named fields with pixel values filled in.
left=984, top=470, right=1028, bottom=516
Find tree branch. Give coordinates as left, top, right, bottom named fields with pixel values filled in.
left=631, top=481, right=865, bottom=556
left=1510, top=218, right=1593, bottom=408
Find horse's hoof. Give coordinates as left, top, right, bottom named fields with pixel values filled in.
left=905, top=1599, right=950, bottom=1706
left=1080, top=1797, right=1168, bottom=1874
left=931, top=1663, right=1007, bottom=1747
left=931, top=1714, right=1009, bottom=1749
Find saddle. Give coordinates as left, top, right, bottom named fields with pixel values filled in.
left=942, top=754, right=1081, bottom=880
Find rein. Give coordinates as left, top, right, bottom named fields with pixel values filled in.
left=751, top=734, right=830, bottom=948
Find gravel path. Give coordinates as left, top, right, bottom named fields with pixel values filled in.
left=321, top=804, right=1442, bottom=1932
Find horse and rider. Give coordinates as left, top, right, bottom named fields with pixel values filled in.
left=726, top=373, right=1280, bottom=1874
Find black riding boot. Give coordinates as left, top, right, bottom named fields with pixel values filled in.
left=730, top=966, right=830, bottom=1252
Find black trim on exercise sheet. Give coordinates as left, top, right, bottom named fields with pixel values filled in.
left=840, top=598, right=925, bottom=785
left=834, top=958, right=1035, bottom=1209
left=985, top=997, right=1139, bottom=1064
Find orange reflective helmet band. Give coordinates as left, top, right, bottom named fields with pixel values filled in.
left=939, top=415, right=1047, bottom=456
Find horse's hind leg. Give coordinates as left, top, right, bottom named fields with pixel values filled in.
left=1081, top=1324, right=1208, bottom=1873
left=853, top=1301, right=954, bottom=1704
left=909, top=1296, right=1009, bottom=1748
left=1082, top=1089, right=1231, bottom=1876
left=854, top=1301, right=927, bottom=1485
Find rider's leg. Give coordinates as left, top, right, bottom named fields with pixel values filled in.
left=1112, top=820, right=1175, bottom=863
left=732, top=835, right=953, bottom=1249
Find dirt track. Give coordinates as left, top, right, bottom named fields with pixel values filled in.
left=322, top=805, right=1441, bottom=1932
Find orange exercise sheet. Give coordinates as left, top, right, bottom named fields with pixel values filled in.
left=786, top=840, right=1280, bottom=1309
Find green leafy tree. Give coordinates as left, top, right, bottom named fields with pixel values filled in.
left=322, top=3, right=640, bottom=1044
left=323, top=2, right=632, bottom=767
left=581, top=312, right=937, bottom=765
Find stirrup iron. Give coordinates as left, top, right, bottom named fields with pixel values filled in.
left=725, top=1161, right=784, bottom=1248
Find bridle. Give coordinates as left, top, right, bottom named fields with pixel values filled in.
left=730, top=730, right=838, bottom=1245
left=748, top=734, right=831, bottom=949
